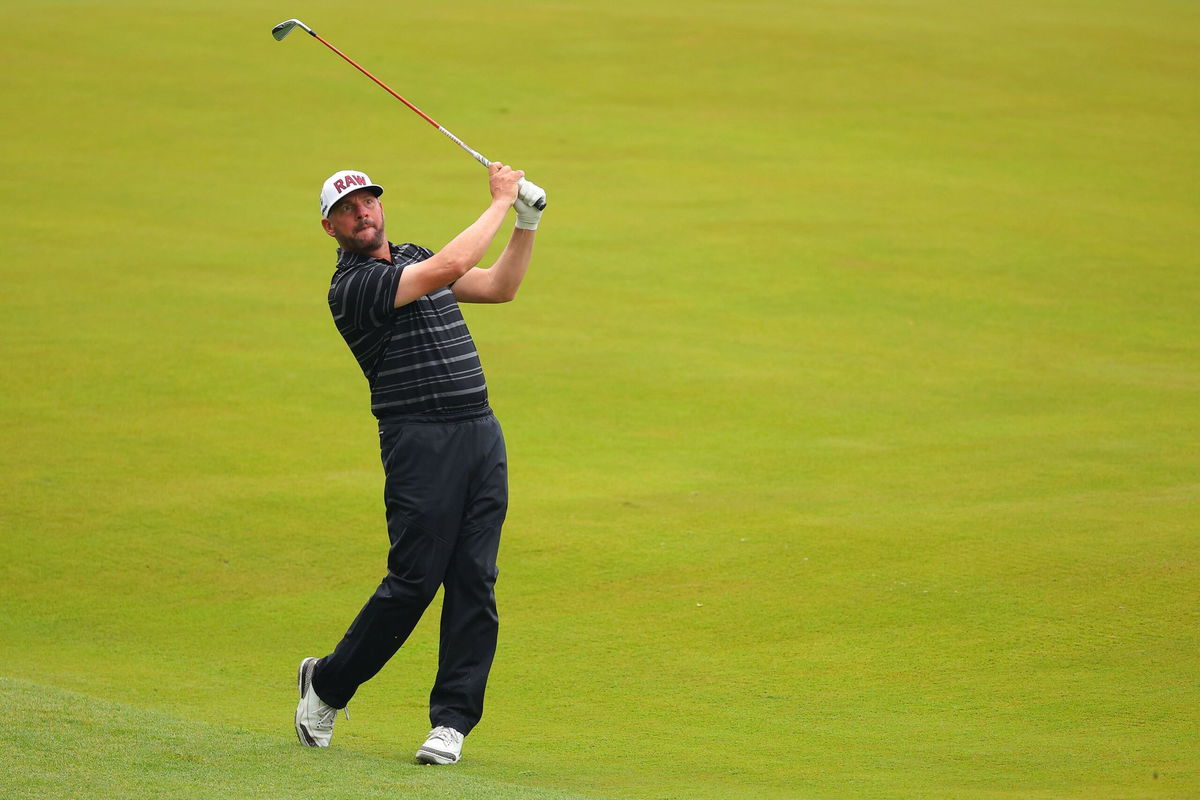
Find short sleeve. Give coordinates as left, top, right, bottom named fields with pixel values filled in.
left=329, top=262, right=403, bottom=332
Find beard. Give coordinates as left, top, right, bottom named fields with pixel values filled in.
left=336, top=220, right=388, bottom=255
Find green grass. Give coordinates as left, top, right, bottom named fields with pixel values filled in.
left=1, top=0, right=1197, bottom=798
left=1, top=676, right=604, bottom=800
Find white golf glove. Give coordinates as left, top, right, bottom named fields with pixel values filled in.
left=515, top=179, right=547, bottom=230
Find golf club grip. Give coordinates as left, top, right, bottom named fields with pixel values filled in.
left=518, top=179, right=548, bottom=211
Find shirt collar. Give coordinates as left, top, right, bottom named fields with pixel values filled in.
left=335, top=241, right=401, bottom=269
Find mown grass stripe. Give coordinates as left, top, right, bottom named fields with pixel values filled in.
left=1, top=676, right=618, bottom=800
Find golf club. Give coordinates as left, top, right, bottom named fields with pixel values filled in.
left=271, top=18, right=546, bottom=211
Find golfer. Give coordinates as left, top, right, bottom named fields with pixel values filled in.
left=294, top=163, right=544, bottom=764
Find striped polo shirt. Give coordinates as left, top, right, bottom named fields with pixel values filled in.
left=328, top=242, right=489, bottom=418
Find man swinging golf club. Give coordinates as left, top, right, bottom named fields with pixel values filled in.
left=294, top=162, right=545, bottom=764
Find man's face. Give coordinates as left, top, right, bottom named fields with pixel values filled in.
left=322, top=189, right=387, bottom=254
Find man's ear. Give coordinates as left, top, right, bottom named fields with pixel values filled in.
left=322, top=218, right=335, bottom=237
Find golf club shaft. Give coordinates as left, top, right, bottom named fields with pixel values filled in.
left=297, top=26, right=541, bottom=205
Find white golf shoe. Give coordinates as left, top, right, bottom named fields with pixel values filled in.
left=295, top=657, right=342, bottom=747
left=416, top=726, right=464, bottom=764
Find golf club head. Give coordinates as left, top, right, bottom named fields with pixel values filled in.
left=271, top=18, right=312, bottom=41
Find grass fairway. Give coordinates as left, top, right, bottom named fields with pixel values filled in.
left=1, top=1, right=1197, bottom=798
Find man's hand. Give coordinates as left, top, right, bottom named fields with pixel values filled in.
left=514, top=191, right=545, bottom=231
left=517, top=179, right=547, bottom=212
left=489, top=162, right=522, bottom=205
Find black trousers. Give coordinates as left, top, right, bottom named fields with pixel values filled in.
left=312, top=410, right=507, bottom=735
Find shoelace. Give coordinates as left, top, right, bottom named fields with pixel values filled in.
left=315, top=703, right=350, bottom=730
left=315, top=705, right=336, bottom=731
left=428, top=726, right=462, bottom=746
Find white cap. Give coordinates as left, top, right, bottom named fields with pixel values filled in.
left=320, top=169, right=384, bottom=218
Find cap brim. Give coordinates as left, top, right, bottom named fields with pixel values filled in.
left=322, top=184, right=385, bottom=218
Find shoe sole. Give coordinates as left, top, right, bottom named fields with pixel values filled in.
left=295, top=657, right=320, bottom=747
left=416, top=746, right=460, bottom=765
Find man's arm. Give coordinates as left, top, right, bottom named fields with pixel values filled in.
left=451, top=227, right=536, bottom=304
left=393, top=163, right=521, bottom=308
